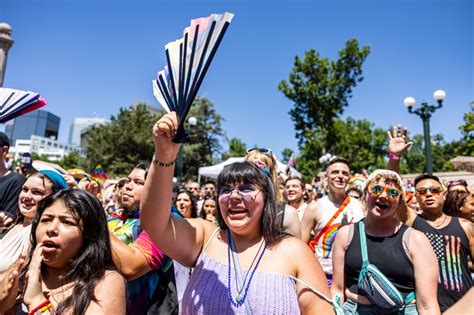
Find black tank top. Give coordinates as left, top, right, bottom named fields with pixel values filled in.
left=345, top=223, right=415, bottom=296
left=412, top=216, right=472, bottom=311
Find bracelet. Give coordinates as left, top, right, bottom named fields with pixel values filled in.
left=152, top=154, right=175, bottom=167
left=388, top=153, right=401, bottom=160
left=28, top=300, right=52, bottom=315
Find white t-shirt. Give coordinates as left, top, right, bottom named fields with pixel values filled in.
left=312, top=196, right=364, bottom=275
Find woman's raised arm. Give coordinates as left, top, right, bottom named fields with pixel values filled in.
left=140, top=113, right=209, bottom=267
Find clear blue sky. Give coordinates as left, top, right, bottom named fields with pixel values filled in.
left=1, top=0, right=472, bottom=161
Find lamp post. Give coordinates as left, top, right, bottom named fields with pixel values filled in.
left=176, top=116, right=197, bottom=186
left=403, top=90, right=446, bottom=175
left=0, top=23, right=14, bottom=87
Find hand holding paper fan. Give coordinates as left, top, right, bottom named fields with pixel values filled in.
left=152, top=12, right=234, bottom=143
left=0, top=88, right=47, bottom=123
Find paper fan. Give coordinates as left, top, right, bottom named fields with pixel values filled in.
left=0, top=88, right=47, bottom=123
left=152, top=12, right=234, bottom=143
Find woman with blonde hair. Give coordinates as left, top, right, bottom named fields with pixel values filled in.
left=245, top=148, right=301, bottom=238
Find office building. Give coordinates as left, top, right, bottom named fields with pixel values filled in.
left=5, top=109, right=60, bottom=145
left=68, top=117, right=107, bottom=147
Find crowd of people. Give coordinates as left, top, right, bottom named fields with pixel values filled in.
left=0, top=118, right=472, bottom=314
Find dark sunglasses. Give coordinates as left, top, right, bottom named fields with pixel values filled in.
left=369, top=184, right=402, bottom=200
left=246, top=147, right=272, bottom=156
left=416, top=186, right=443, bottom=196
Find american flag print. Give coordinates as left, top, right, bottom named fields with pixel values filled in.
left=425, top=233, right=464, bottom=292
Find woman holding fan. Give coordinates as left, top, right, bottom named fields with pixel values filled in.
left=141, top=112, right=335, bottom=314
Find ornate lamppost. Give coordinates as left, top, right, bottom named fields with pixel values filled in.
left=403, top=90, right=446, bottom=175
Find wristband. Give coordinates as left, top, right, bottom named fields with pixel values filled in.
left=388, top=153, right=401, bottom=161
left=28, top=300, right=52, bottom=315
left=152, top=154, right=175, bottom=167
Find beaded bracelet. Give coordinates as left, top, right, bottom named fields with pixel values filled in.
left=152, top=155, right=175, bottom=167
left=28, top=300, right=52, bottom=315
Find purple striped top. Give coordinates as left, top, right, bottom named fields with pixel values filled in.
left=181, top=251, right=300, bottom=314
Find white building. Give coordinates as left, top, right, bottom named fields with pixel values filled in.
left=69, top=117, right=107, bottom=147
left=9, top=135, right=82, bottom=161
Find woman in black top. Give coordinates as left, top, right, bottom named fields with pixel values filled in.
left=331, top=169, right=440, bottom=314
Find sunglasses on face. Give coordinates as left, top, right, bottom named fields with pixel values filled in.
left=246, top=147, right=272, bottom=156
left=218, top=184, right=259, bottom=203
left=369, top=184, right=401, bottom=199
left=415, top=186, right=443, bottom=196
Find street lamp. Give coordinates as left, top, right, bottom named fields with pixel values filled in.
left=404, top=89, right=446, bottom=175
left=176, top=116, right=197, bottom=186
left=0, top=23, right=14, bottom=87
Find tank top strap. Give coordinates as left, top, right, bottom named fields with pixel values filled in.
left=203, top=227, right=221, bottom=252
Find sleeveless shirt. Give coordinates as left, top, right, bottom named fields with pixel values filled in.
left=313, top=196, right=364, bottom=275
left=345, top=223, right=415, bottom=296
left=412, top=216, right=472, bottom=312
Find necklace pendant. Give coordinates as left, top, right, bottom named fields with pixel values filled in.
left=236, top=293, right=243, bottom=303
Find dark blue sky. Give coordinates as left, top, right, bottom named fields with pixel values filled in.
left=1, top=0, right=472, bottom=160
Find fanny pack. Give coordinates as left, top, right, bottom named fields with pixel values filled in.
left=357, top=222, right=415, bottom=312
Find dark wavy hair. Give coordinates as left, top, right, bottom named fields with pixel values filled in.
left=176, top=189, right=198, bottom=218
left=443, top=190, right=469, bottom=218
left=20, top=189, right=117, bottom=314
left=216, top=161, right=287, bottom=247
left=200, top=195, right=217, bottom=220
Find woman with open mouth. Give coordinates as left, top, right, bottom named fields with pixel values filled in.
left=331, top=169, right=440, bottom=314
left=141, top=112, right=335, bottom=314
left=12, top=189, right=125, bottom=314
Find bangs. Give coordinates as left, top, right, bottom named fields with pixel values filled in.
left=217, top=162, right=266, bottom=189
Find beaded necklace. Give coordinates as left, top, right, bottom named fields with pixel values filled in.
left=227, top=230, right=267, bottom=307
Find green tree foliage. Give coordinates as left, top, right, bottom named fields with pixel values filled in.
left=182, top=98, right=226, bottom=181
left=221, top=137, right=247, bottom=160
left=456, top=102, right=474, bottom=156
left=278, top=39, right=370, bottom=150
left=84, top=99, right=226, bottom=179
left=84, top=104, right=159, bottom=177
left=278, top=39, right=370, bottom=177
left=280, top=148, right=294, bottom=164
left=56, top=151, right=87, bottom=170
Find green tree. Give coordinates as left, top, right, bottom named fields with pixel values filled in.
left=85, top=104, right=160, bottom=177
left=57, top=151, right=87, bottom=170
left=278, top=39, right=370, bottom=177
left=280, top=148, right=294, bottom=164
left=456, top=102, right=474, bottom=156
left=182, top=97, right=226, bottom=181
left=221, top=137, right=247, bottom=160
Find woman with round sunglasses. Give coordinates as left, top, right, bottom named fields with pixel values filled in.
left=245, top=147, right=302, bottom=239
left=332, top=169, right=440, bottom=314
left=141, top=113, right=334, bottom=314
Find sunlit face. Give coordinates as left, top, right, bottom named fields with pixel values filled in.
left=36, top=200, right=83, bottom=269
left=327, top=162, right=351, bottom=192
left=122, top=168, right=146, bottom=211
left=365, top=178, right=401, bottom=219
left=19, top=176, right=53, bottom=221
left=218, top=182, right=264, bottom=234
left=415, top=179, right=445, bottom=214
left=203, top=199, right=217, bottom=222
left=284, top=179, right=304, bottom=204
left=406, top=197, right=420, bottom=213
left=176, top=192, right=193, bottom=218
left=188, top=182, right=200, bottom=198
left=204, top=183, right=216, bottom=197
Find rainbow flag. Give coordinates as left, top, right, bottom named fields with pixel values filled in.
left=90, top=164, right=108, bottom=186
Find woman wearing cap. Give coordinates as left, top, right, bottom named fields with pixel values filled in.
left=331, top=169, right=440, bottom=314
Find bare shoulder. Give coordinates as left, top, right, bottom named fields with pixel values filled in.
left=408, top=228, right=430, bottom=245
left=335, top=224, right=351, bottom=243
left=98, top=270, right=126, bottom=287
left=458, top=218, right=474, bottom=238
left=277, top=236, right=311, bottom=256
left=187, top=217, right=221, bottom=243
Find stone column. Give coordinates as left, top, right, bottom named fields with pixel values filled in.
left=0, top=23, right=14, bottom=87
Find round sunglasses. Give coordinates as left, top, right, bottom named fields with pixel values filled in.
left=369, top=184, right=402, bottom=199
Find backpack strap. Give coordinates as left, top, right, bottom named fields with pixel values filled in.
left=358, top=221, right=369, bottom=269
left=404, top=292, right=416, bottom=305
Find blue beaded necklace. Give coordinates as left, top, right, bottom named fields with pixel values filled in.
left=227, top=230, right=267, bottom=308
